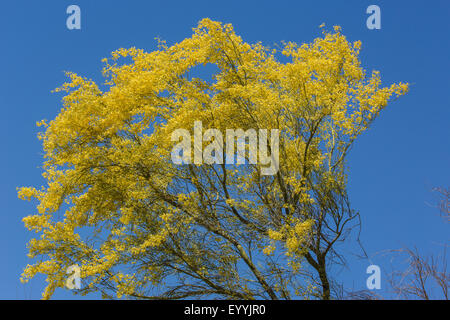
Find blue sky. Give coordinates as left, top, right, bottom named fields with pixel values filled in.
left=0, top=0, right=448, bottom=299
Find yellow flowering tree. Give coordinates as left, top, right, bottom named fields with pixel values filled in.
left=19, top=19, right=408, bottom=299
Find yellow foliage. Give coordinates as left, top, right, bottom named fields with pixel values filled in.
left=19, top=18, right=407, bottom=299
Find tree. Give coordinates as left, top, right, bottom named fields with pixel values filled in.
left=386, top=187, right=449, bottom=300
left=18, top=19, right=408, bottom=299
left=387, top=247, right=448, bottom=300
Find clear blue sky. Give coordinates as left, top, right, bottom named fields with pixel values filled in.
left=0, top=0, right=448, bottom=299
